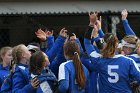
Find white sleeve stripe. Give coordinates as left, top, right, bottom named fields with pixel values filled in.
left=58, top=63, right=66, bottom=81
left=40, top=81, right=52, bottom=93
left=123, top=56, right=140, bottom=72
left=90, top=51, right=101, bottom=58
left=18, top=66, right=26, bottom=70
left=136, top=63, right=140, bottom=68
left=128, top=54, right=140, bottom=58
left=113, top=54, right=124, bottom=58
left=58, top=60, right=71, bottom=81
left=132, top=59, right=140, bottom=72
left=31, top=74, right=37, bottom=78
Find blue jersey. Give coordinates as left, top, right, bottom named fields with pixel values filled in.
left=46, top=35, right=66, bottom=63
left=84, top=38, right=140, bottom=93
left=30, top=74, right=53, bottom=93
left=12, top=64, right=36, bottom=93
left=0, top=64, right=9, bottom=91
left=89, top=53, right=140, bottom=93
left=81, top=54, right=98, bottom=93
left=41, top=36, right=54, bottom=53
left=49, top=46, right=66, bottom=78
left=58, top=60, right=89, bottom=93
left=128, top=54, right=140, bottom=68
left=50, top=38, right=83, bottom=79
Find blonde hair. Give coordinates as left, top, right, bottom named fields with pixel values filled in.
left=136, top=39, right=140, bottom=47
left=12, top=44, right=25, bottom=64
left=123, top=35, right=138, bottom=44
left=136, top=39, right=140, bottom=56
left=0, top=46, right=12, bottom=62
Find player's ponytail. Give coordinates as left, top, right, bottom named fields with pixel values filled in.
left=64, top=41, right=86, bottom=89
left=101, top=33, right=118, bottom=58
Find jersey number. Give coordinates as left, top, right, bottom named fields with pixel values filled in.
left=108, top=65, right=119, bottom=83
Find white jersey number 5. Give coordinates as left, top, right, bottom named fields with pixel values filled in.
left=108, top=65, right=119, bottom=83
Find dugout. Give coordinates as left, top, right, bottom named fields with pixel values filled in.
left=0, top=1, right=140, bottom=48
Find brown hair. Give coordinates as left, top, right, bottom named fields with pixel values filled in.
left=64, top=41, right=86, bottom=89
left=29, top=51, right=46, bottom=75
left=101, top=33, right=118, bottom=58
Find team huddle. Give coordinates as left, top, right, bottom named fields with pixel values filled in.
left=0, top=9, right=140, bottom=93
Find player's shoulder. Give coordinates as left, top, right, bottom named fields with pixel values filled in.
left=113, top=54, right=134, bottom=62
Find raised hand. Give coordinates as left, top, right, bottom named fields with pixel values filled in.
left=31, top=77, right=40, bottom=88
left=35, top=29, right=46, bottom=41
left=96, top=16, right=102, bottom=30
left=92, top=25, right=99, bottom=38
left=89, top=12, right=98, bottom=27
left=121, top=9, right=128, bottom=20
left=70, top=33, right=77, bottom=41
left=59, top=28, right=68, bottom=38
left=45, top=30, right=53, bottom=37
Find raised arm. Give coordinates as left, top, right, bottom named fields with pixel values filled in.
left=97, top=17, right=104, bottom=38
left=46, top=28, right=67, bottom=62
left=84, top=27, right=95, bottom=55
left=121, top=9, right=136, bottom=36
left=35, top=29, right=54, bottom=53
left=44, top=30, right=54, bottom=52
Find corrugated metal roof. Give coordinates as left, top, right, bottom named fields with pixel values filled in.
left=0, top=1, right=140, bottom=14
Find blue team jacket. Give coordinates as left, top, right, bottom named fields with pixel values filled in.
left=41, top=35, right=54, bottom=53
left=81, top=54, right=98, bottom=93
left=12, top=64, right=36, bottom=93
left=46, top=35, right=66, bottom=63
left=30, top=67, right=58, bottom=93
left=84, top=38, right=140, bottom=93
left=0, top=64, right=10, bottom=91
left=58, top=60, right=89, bottom=93
left=127, top=53, right=140, bottom=68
